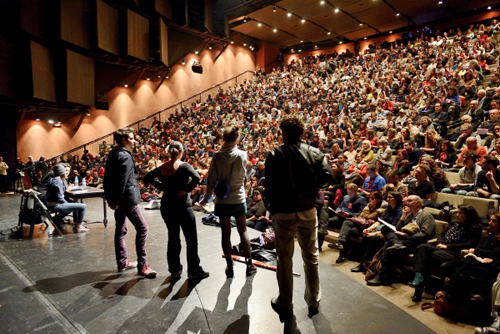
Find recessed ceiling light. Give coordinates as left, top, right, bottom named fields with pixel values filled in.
left=301, top=19, right=305, bottom=23
left=339, top=41, right=342, bottom=44
left=209, top=46, right=212, bottom=49
left=273, top=28, right=277, bottom=32
left=315, top=45, right=318, bottom=48
left=389, top=31, right=393, bottom=33
left=364, top=37, right=367, bottom=39
left=321, top=1, right=325, bottom=4
left=231, top=41, right=234, bottom=44
left=300, top=40, right=304, bottom=43
left=327, top=32, right=331, bottom=35
left=258, top=22, right=262, bottom=27
left=360, top=23, right=363, bottom=26
left=488, top=6, right=492, bottom=10
left=396, top=13, right=400, bottom=16
left=299, top=49, right=302, bottom=52
left=287, top=12, right=292, bottom=17
left=243, top=18, right=247, bottom=22
left=273, top=5, right=276, bottom=12
left=335, top=8, right=339, bottom=13
left=243, top=43, right=246, bottom=46
left=195, top=50, right=199, bottom=54
left=438, top=1, right=443, bottom=4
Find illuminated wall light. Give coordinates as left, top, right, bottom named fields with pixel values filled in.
left=231, top=40, right=234, bottom=44
left=299, top=49, right=302, bottom=52
left=57, top=117, right=61, bottom=124
left=335, top=8, right=339, bottom=13
left=359, top=23, right=363, bottom=26
left=300, top=40, right=304, bottom=43
left=364, top=37, right=367, bottom=39
left=327, top=32, right=331, bottom=35
left=438, top=1, right=443, bottom=4
left=339, top=41, right=343, bottom=44
left=287, top=12, right=292, bottom=17
left=182, top=59, right=185, bottom=65
left=389, top=31, right=393, bottom=33
left=301, top=19, right=305, bottom=23
left=209, top=46, right=212, bottom=49
left=53, top=123, right=61, bottom=128
left=273, top=5, right=276, bottom=12
left=124, top=82, right=128, bottom=87
left=315, top=45, right=318, bottom=48
left=157, top=75, right=161, bottom=78
left=35, top=114, right=40, bottom=121
left=488, top=6, right=492, bottom=10
left=146, top=75, right=150, bottom=81
left=273, top=28, right=277, bottom=32
left=258, top=22, right=262, bottom=27
left=321, top=1, right=325, bottom=4
left=86, top=111, right=91, bottom=116
left=48, top=115, right=54, bottom=124
left=396, top=13, right=400, bottom=16
left=243, top=43, right=247, bottom=46
left=291, top=49, right=294, bottom=52
left=243, top=18, right=247, bottom=22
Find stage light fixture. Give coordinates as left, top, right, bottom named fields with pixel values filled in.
left=273, top=5, right=276, bottom=12
left=273, top=28, right=277, bottom=32
left=146, top=75, right=150, bottom=81
left=35, top=114, right=40, bottom=121
left=258, top=22, right=262, bottom=27
left=124, top=82, right=128, bottom=87
left=396, top=13, right=400, bottom=16
left=182, top=59, right=185, bottom=65
left=48, top=115, right=54, bottom=124
left=335, top=8, right=339, bottom=13
left=287, top=12, right=291, bottom=17
left=301, top=19, right=305, bottom=23
left=488, top=6, right=492, bottom=10
left=57, top=117, right=61, bottom=124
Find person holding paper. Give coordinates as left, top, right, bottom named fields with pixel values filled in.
left=366, top=195, right=436, bottom=286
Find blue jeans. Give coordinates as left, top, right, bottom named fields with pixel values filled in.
left=54, top=203, right=87, bottom=224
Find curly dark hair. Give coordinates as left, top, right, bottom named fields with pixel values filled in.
left=113, top=127, right=134, bottom=145
left=280, top=114, right=304, bottom=142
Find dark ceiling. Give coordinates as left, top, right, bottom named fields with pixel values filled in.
left=219, top=0, right=499, bottom=50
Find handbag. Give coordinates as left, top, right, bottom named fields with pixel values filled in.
left=402, top=222, right=420, bottom=235
left=421, top=291, right=458, bottom=315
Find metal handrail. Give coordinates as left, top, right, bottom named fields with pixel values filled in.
left=38, top=70, right=255, bottom=166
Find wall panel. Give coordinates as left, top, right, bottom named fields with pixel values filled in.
left=67, top=50, right=94, bottom=105
left=159, top=18, right=168, bottom=66
left=127, top=9, right=149, bottom=61
left=96, top=0, right=119, bottom=55
left=31, top=41, right=56, bottom=102
left=61, top=0, right=90, bottom=49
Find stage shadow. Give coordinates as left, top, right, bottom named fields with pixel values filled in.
left=22, top=270, right=117, bottom=294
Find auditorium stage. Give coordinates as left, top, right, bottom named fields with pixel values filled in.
left=0, top=194, right=434, bottom=334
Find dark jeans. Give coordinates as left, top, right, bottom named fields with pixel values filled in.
left=246, top=218, right=271, bottom=232
left=0, top=175, right=7, bottom=193
left=338, top=219, right=363, bottom=256
left=379, top=227, right=420, bottom=280
left=114, top=204, right=148, bottom=270
left=161, top=206, right=202, bottom=275
left=413, top=243, right=456, bottom=275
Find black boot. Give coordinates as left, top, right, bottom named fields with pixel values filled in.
left=246, top=258, right=257, bottom=276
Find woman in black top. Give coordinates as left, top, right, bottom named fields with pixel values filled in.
left=144, top=141, right=208, bottom=280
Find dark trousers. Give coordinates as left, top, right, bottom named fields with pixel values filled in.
left=0, top=175, right=7, bottom=193
left=161, top=206, right=202, bottom=275
left=379, top=227, right=420, bottom=280
left=360, top=234, right=383, bottom=263
left=413, top=244, right=456, bottom=275
left=338, top=219, right=363, bottom=256
left=114, top=204, right=148, bottom=270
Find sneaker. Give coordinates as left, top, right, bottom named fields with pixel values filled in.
left=188, top=270, right=210, bottom=279
left=75, top=225, right=90, bottom=233
left=270, top=297, right=293, bottom=323
left=118, top=259, right=138, bottom=272
left=138, top=264, right=157, bottom=278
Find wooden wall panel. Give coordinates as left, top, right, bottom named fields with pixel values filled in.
left=127, top=9, right=149, bottom=61
left=67, top=50, right=94, bottom=105
left=155, top=0, right=172, bottom=20
left=96, top=0, right=119, bottom=55
left=31, top=41, right=56, bottom=102
left=159, top=18, right=168, bottom=66
left=61, top=0, right=90, bottom=49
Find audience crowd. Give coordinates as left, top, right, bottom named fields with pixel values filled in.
left=10, top=17, right=500, bottom=330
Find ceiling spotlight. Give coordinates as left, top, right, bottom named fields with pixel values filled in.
left=327, top=32, right=331, bottom=35
left=301, top=19, right=305, bottom=23
left=57, top=117, right=61, bottom=124
left=389, top=30, right=393, bottom=33
left=287, top=12, right=292, bottom=17
left=273, top=5, right=276, bottom=12
left=273, top=28, right=277, bottom=32
left=315, top=45, right=318, bottom=48
left=364, top=37, right=367, bottom=39
left=35, top=114, right=40, bottom=121
left=396, top=13, right=400, bottom=16
left=231, top=40, right=234, bottom=44
left=146, top=75, right=150, bottom=81
left=321, top=1, right=325, bottom=4
left=87, top=111, right=91, bottom=116
left=488, top=6, right=492, bottom=10
left=438, top=1, right=443, bottom=4
left=195, top=50, right=199, bottom=55
left=258, top=22, right=262, bottom=27
left=291, top=49, right=294, bottom=52
left=48, top=115, right=54, bottom=124
left=166, top=75, right=169, bottom=79
left=124, top=82, right=128, bottom=87
left=157, top=75, right=161, bottom=78
left=339, top=41, right=343, bottom=44
left=360, top=23, right=363, bottom=26
left=182, top=59, right=185, bottom=65
left=209, top=46, right=212, bottom=50
left=335, top=8, right=339, bottom=13
left=53, top=123, right=61, bottom=128
left=300, top=40, right=304, bottom=43
left=243, top=43, right=247, bottom=46
left=243, top=18, right=247, bottom=22
left=299, top=49, right=302, bottom=52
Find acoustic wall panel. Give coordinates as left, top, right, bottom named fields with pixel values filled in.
left=30, top=41, right=56, bottom=102
left=155, top=0, right=172, bottom=20
left=127, top=9, right=149, bottom=61
left=96, top=0, right=119, bottom=55
left=61, top=0, right=90, bottom=49
left=159, top=18, right=168, bottom=66
left=67, top=50, right=94, bottom=106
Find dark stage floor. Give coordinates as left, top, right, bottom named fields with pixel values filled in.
left=0, top=194, right=435, bottom=333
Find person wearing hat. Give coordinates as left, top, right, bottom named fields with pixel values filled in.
left=245, top=188, right=269, bottom=232
left=45, top=164, right=88, bottom=232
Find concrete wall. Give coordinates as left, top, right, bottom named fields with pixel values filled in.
left=16, top=45, right=256, bottom=160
